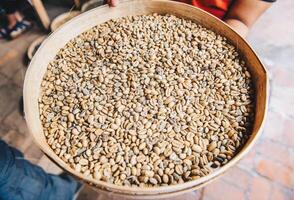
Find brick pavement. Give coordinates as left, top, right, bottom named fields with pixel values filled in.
left=0, top=1, right=294, bottom=199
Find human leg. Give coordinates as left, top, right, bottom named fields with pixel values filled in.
left=0, top=140, right=81, bottom=200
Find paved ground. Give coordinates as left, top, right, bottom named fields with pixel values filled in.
left=0, top=1, right=293, bottom=200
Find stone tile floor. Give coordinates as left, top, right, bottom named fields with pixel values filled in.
left=0, top=1, right=294, bottom=199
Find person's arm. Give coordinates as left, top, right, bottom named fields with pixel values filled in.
left=224, top=0, right=274, bottom=37
left=107, top=0, right=273, bottom=37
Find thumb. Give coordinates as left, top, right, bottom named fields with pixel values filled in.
left=107, top=0, right=118, bottom=7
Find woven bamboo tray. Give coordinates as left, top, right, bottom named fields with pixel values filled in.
left=81, top=0, right=104, bottom=12
left=24, top=0, right=268, bottom=198
left=50, top=11, right=81, bottom=32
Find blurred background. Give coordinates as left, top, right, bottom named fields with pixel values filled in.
left=0, top=0, right=293, bottom=199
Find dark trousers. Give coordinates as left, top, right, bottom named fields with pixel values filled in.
left=0, top=0, right=27, bottom=14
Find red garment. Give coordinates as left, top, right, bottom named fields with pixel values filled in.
left=177, top=0, right=232, bottom=19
